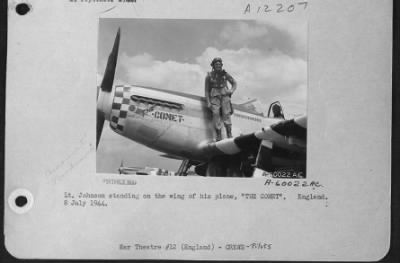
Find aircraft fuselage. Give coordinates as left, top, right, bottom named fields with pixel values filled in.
left=99, top=84, right=282, bottom=161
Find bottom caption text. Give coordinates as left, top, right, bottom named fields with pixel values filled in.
left=119, top=242, right=272, bottom=252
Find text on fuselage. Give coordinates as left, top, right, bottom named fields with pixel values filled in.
left=151, top=110, right=184, bottom=123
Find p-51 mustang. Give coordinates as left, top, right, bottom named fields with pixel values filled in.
left=97, top=29, right=307, bottom=177
left=118, top=161, right=176, bottom=176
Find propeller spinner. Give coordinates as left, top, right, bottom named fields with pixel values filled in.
left=97, top=28, right=121, bottom=149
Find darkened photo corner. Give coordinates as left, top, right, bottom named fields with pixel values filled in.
left=96, top=18, right=307, bottom=178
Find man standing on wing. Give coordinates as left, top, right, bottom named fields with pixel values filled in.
left=205, top=57, right=237, bottom=141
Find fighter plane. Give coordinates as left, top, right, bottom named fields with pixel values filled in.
left=118, top=161, right=175, bottom=176
left=97, top=29, right=307, bottom=177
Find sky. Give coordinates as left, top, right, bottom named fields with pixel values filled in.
left=96, top=18, right=307, bottom=173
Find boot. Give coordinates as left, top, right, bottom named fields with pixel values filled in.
left=215, top=129, right=222, bottom=141
left=225, top=125, right=232, bottom=138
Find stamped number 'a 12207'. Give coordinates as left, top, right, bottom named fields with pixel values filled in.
left=244, top=2, right=308, bottom=14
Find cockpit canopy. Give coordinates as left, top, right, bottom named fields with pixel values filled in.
left=233, top=100, right=285, bottom=119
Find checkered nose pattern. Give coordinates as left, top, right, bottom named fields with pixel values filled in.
left=109, top=86, right=132, bottom=134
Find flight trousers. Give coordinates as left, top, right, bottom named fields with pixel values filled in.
left=210, top=95, right=232, bottom=131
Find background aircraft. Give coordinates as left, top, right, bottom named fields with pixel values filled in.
left=97, top=29, right=307, bottom=177
left=118, top=161, right=175, bottom=176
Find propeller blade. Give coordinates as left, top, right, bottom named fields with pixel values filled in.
left=100, top=28, right=121, bottom=93
left=96, top=110, right=105, bottom=149
left=97, top=28, right=121, bottom=149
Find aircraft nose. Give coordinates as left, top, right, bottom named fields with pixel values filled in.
left=97, top=87, right=114, bottom=121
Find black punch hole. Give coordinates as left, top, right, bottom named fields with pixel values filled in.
left=15, top=195, right=28, bottom=207
left=16, top=3, right=31, bottom=15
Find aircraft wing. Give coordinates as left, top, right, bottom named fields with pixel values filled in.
left=200, top=115, right=307, bottom=176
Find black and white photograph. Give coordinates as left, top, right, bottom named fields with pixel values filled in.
left=96, top=18, right=307, bottom=177
left=4, top=0, right=392, bottom=261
